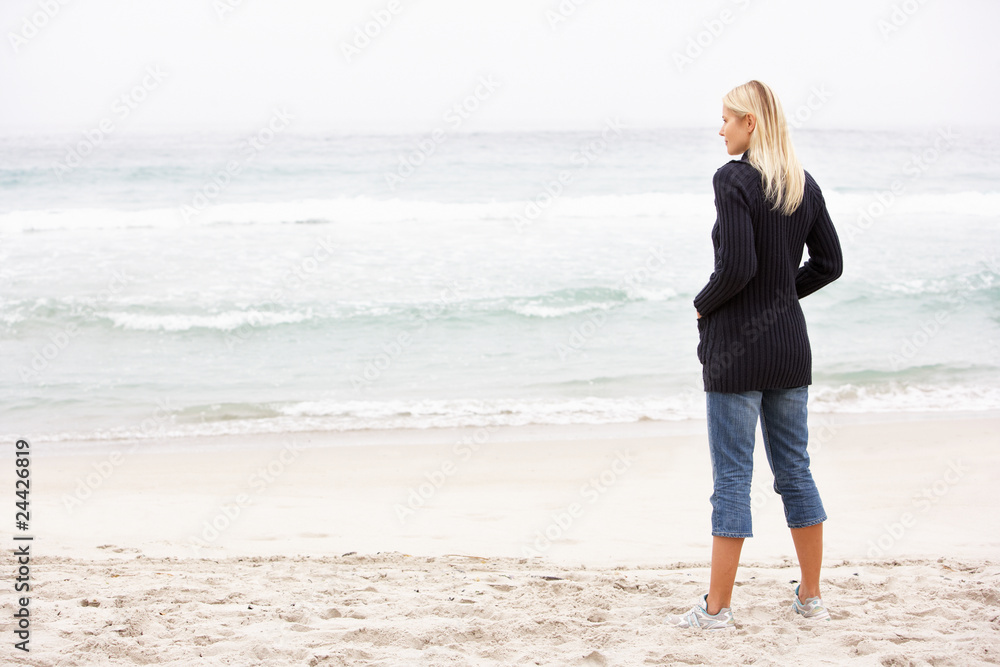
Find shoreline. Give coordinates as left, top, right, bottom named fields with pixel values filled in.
left=23, top=406, right=1000, bottom=456
left=14, top=409, right=998, bottom=568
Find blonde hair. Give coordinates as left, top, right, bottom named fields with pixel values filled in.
left=723, top=80, right=805, bottom=215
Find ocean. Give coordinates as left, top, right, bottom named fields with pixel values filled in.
left=2, top=125, right=998, bottom=445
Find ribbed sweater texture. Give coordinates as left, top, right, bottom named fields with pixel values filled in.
left=693, top=153, right=843, bottom=393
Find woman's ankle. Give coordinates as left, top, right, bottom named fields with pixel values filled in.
left=705, top=594, right=730, bottom=615
left=797, top=584, right=821, bottom=601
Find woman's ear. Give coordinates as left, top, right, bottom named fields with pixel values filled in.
left=745, top=113, right=756, bottom=134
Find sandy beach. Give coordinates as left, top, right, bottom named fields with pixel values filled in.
left=6, top=411, right=1000, bottom=665
left=6, top=0, right=1000, bottom=663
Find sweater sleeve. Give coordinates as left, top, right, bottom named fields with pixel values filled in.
left=795, top=189, right=843, bottom=299
left=693, top=166, right=757, bottom=317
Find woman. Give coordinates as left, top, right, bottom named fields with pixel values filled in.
left=668, top=80, right=843, bottom=630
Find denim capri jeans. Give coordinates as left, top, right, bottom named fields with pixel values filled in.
left=706, top=385, right=826, bottom=538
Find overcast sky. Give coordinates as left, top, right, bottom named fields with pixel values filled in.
left=2, top=0, right=997, bottom=134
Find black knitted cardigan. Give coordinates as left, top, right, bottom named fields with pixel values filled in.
left=693, top=153, right=843, bottom=393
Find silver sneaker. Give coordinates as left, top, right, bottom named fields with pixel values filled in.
left=791, top=585, right=831, bottom=621
left=666, top=594, right=735, bottom=630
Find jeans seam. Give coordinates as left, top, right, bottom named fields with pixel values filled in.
left=788, top=516, right=827, bottom=529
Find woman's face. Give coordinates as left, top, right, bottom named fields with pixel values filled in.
left=719, top=106, right=754, bottom=156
